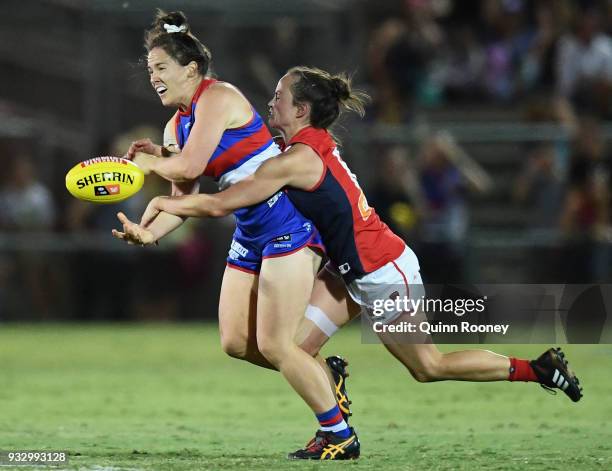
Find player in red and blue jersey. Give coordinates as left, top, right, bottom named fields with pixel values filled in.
left=112, top=11, right=355, bottom=456
left=128, top=65, right=583, bottom=460
left=169, top=76, right=324, bottom=274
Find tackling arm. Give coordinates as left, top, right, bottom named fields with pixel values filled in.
left=140, top=144, right=323, bottom=225
left=138, top=180, right=200, bottom=241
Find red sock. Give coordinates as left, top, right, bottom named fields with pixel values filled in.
left=508, top=358, right=539, bottom=382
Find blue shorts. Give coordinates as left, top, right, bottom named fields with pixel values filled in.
left=226, top=191, right=325, bottom=274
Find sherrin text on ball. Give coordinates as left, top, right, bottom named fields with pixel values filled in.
left=65, top=156, right=144, bottom=204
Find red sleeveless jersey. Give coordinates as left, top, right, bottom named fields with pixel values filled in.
left=281, top=126, right=405, bottom=283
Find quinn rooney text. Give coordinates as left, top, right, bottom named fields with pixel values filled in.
left=372, top=321, right=510, bottom=336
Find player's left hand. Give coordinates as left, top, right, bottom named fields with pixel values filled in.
left=112, top=212, right=156, bottom=246
left=132, top=152, right=157, bottom=175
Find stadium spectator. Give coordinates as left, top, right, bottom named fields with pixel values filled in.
left=556, top=6, right=612, bottom=117
left=0, top=152, right=57, bottom=319
left=517, top=91, right=578, bottom=281
left=559, top=116, right=611, bottom=282
left=520, top=0, right=572, bottom=94
left=513, top=142, right=566, bottom=282
left=417, top=131, right=491, bottom=282
left=514, top=143, right=565, bottom=229
left=236, top=17, right=308, bottom=109
left=439, top=24, right=486, bottom=102
left=0, top=154, right=56, bottom=231
left=480, top=0, right=534, bottom=101
left=366, top=0, right=445, bottom=122
left=513, top=94, right=579, bottom=231
left=366, top=18, right=412, bottom=123
left=368, top=145, right=421, bottom=242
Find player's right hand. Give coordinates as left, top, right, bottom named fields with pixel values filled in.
left=125, top=138, right=161, bottom=160
left=112, top=212, right=156, bottom=246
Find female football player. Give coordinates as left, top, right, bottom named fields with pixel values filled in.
left=121, top=65, right=582, bottom=460
left=113, top=11, right=356, bottom=454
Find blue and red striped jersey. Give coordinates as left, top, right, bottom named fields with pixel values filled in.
left=174, top=79, right=278, bottom=189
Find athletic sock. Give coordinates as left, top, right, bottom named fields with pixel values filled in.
left=508, top=357, right=538, bottom=382
left=316, top=405, right=351, bottom=438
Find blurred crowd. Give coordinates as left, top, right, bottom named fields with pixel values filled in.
left=362, top=0, right=612, bottom=284
left=1, top=0, right=612, bottom=320
left=365, top=0, right=612, bottom=121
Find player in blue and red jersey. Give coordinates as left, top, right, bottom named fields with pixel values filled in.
left=112, top=11, right=357, bottom=455
left=126, top=65, right=583, bottom=459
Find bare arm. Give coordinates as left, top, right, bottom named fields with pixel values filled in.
left=113, top=121, right=199, bottom=246
left=134, top=181, right=198, bottom=237
left=132, top=84, right=247, bottom=182
left=149, top=209, right=186, bottom=239
left=140, top=143, right=323, bottom=225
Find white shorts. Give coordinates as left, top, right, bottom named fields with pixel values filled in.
left=344, top=245, right=425, bottom=324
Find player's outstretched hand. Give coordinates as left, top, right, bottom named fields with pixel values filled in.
left=112, top=212, right=156, bottom=246
left=125, top=138, right=161, bottom=160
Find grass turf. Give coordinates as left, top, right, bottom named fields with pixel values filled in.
left=0, top=324, right=610, bottom=470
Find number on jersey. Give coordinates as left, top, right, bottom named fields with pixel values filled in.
left=332, top=148, right=372, bottom=221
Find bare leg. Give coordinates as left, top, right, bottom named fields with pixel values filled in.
left=296, top=268, right=361, bottom=393
left=296, top=267, right=361, bottom=357
left=218, top=266, right=275, bottom=369
left=297, top=271, right=512, bottom=383
left=257, top=248, right=337, bottom=413
left=378, top=311, right=511, bottom=382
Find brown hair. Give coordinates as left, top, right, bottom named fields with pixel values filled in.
left=144, top=9, right=212, bottom=76
left=287, top=66, right=369, bottom=129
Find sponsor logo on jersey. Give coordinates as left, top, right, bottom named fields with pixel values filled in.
left=303, top=222, right=312, bottom=232
left=273, top=243, right=292, bottom=249
left=94, top=184, right=120, bottom=196
left=338, top=263, right=351, bottom=275
left=273, top=234, right=292, bottom=242
left=77, top=172, right=134, bottom=189
left=267, top=192, right=282, bottom=208
left=229, top=239, right=249, bottom=260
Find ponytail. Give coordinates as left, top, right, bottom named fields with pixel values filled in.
left=287, top=66, right=369, bottom=129
left=144, top=9, right=212, bottom=76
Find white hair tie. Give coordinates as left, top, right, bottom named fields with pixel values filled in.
left=163, top=23, right=187, bottom=34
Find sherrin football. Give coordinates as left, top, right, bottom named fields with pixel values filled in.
left=65, top=156, right=144, bottom=204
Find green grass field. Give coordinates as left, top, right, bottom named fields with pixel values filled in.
left=1, top=324, right=611, bottom=470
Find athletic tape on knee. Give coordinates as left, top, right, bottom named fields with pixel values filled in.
left=305, top=305, right=338, bottom=338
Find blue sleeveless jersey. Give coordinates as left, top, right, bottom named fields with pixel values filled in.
left=174, top=79, right=324, bottom=272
